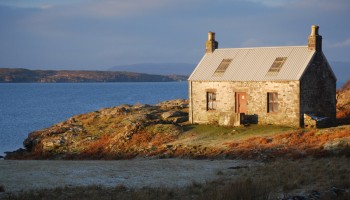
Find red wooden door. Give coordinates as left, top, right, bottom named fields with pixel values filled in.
left=235, top=92, right=247, bottom=113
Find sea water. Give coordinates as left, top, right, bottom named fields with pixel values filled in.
left=0, top=82, right=188, bottom=156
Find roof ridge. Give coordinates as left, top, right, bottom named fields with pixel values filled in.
left=216, top=45, right=308, bottom=50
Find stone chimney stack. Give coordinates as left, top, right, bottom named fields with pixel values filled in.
left=206, top=32, right=218, bottom=53
left=308, top=25, right=322, bottom=51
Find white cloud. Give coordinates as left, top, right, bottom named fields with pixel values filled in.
left=331, top=38, right=350, bottom=48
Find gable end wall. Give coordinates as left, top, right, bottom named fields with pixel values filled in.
left=300, top=52, right=337, bottom=126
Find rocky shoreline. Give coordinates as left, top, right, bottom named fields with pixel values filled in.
left=5, top=99, right=190, bottom=160
left=5, top=98, right=350, bottom=161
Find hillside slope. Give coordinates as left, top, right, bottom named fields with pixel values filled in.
left=0, top=68, right=187, bottom=83
left=337, top=80, right=350, bottom=124
left=5, top=99, right=350, bottom=160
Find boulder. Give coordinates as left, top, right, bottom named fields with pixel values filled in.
left=157, top=99, right=188, bottom=108
left=161, top=110, right=187, bottom=119
left=42, top=137, right=67, bottom=151
left=169, top=116, right=188, bottom=123
left=4, top=148, right=27, bottom=159
left=323, top=137, right=350, bottom=153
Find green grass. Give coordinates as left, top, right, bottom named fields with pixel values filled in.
left=175, top=124, right=294, bottom=146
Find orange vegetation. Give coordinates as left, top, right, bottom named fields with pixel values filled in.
left=222, top=128, right=350, bottom=160
left=336, top=79, right=350, bottom=124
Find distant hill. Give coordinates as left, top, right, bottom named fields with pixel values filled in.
left=0, top=68, right=188, bottom=83
left=108, top=63, right=195, bottom=76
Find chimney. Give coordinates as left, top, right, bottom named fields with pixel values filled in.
left=206, top=31, right=218, bottom=53
left=308, top=25, right=322, bottom=51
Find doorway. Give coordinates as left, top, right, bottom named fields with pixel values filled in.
left=236, top=92, right=247, bottom=113
left=235, top=92, right=247, bottom=125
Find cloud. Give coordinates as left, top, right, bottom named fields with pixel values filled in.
left=244, top=0, right=297, bottom=7
left=331, top=38, right=350, bottom=48
left=38, top=4, right=54, bottom=10
left=240, top=38, right=265, bottom=47
left=83, top=0, right=170, bottom=18
left=244, top=0, right=350, bottom=11
left=1, top=0, right=172, bottom=18
left=0, top=0, right=75, bottom=10
left=292, top=0, right=350, bottom=11
left=11, top=0, right=173, bottom=38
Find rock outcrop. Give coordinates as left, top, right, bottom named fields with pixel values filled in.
left=5, top=99, right=189, bottom=159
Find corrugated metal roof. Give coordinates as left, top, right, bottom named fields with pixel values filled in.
left=188, top=46, right=315, bottom=81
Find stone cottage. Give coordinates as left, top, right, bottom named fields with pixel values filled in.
left=188, top=25, right=336, bottom=127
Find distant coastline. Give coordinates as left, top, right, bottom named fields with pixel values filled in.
left=0, top=68, right=188, bottom=83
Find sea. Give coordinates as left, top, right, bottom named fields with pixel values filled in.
left=0, top=82, right=188, bottom=156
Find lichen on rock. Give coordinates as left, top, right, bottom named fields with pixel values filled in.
left=5, top=99, right=189, bottom=160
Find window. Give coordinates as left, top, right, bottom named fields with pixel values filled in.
left=266, top=57, right=287, bottom=76
left=207, top=92, right=216, bottom=110
left=267, top=92, right=278, bottom=113
left=213, top=59, right=232, bottom=76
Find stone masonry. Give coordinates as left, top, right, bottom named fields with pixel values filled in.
left=189, top=80, right=300, bottom=127
left=300, top=52, right=337, bottom=126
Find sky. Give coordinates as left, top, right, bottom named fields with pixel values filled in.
left=1, top=0, right=350, bottom=72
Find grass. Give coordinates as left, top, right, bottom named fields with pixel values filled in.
left=3, top=157, right=349, bottom=200
left=174, top=124, right=294, bottom=147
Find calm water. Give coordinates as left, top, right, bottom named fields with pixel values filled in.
left=0, top=82, right=188, bottom=156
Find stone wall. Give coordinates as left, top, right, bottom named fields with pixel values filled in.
left=300, top=52, right=337, bottom=126
left=189, top=80, right=300, bottom=127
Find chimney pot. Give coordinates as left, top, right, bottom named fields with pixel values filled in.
left=208, top=32, right=215, bottom=41
left=308, top=25, right=322, bottom=51
left=310, top=25, right=319, bottom=36
left=205, top=31, right=218, bottom=53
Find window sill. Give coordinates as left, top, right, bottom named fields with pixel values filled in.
left=267, top=112, right=278, bottom=114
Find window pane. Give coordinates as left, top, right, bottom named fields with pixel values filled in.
left=273, top=102, right=278, bottom=112
left=268, top=92, right=278, bottom=112
left=207, top=92, right=216, bottom=110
